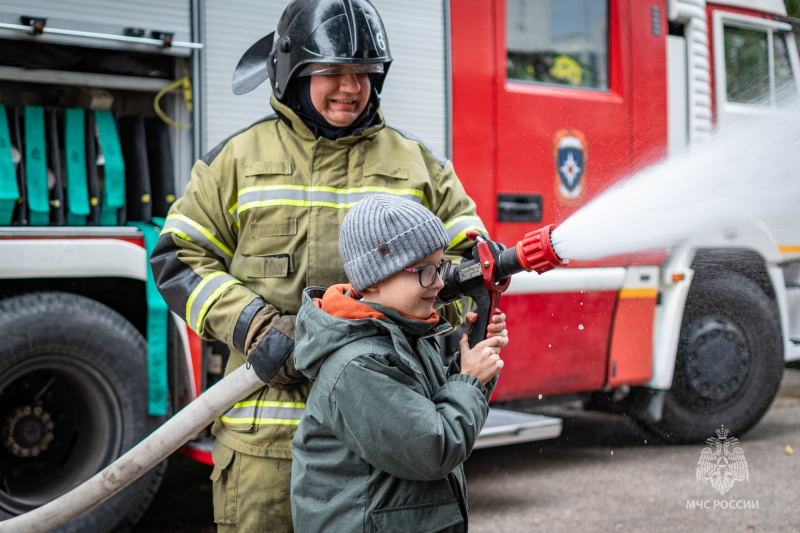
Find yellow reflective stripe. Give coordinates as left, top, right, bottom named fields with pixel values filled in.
left=161, top=226, right=195, bottom=243
left=239, top=184, right=310, bottom=194
left=235, top=185, right=429, bottom=218
left=164, top=213, right=234, bottom=258
left=445, top=215, right=488, bottom=248
left=231, top=400, right=306, bottom=409
left=195, top=279, right=241, bottom=330
left=619, top=288, right=659, bottom=299
left=219, top=416, right=301, bottom=426
left=779, top=245, right=800, bottom=253
left=449, top=225, right=486, bottom=248
left=444, top=215, right=484, bottom=230
left=238, top=184, right=426, bottom=197
left=186, top=272, right=242, bottom=331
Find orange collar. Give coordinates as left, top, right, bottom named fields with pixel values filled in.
left=316, top=284, right=440, bottom=326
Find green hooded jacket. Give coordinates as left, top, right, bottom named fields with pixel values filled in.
left=292, top=285, right=496, bottom=532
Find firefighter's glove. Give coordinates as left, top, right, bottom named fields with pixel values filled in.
left=244, top=311, right=305, bottom=390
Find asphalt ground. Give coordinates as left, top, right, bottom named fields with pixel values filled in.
left=135, top=368, right=800, bottom=532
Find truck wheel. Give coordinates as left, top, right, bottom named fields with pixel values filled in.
left=0, top=292, right=166, bottom=532
left=646, top=272, right=783, bottom=444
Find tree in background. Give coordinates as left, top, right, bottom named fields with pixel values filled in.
left=787, top=0, right=800, bottom=18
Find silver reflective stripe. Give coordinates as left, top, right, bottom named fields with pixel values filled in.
left=161, top=214, right=234, bottom=268
left=220, top=400, right=305, bottom=427
left=445, top=215, right=487, bottom=247
left=186, top=272, right=242, bottom=332
left=234, top=186, right=427, bottom=219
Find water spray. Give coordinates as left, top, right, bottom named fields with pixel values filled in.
left=550, top=109, right=800, bottom=260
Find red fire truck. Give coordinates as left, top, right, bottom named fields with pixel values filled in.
left=0, top=0, right=798, bottom=531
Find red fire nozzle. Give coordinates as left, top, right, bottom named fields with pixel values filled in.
left=515, top=224, right=568, bottom=274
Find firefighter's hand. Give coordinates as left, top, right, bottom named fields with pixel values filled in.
left=246, top=313, right=305, bottom=390
left=459, top=312, right=508, bottom=385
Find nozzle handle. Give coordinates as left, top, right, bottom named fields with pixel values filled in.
left=467, top=288, right=502, bottom=349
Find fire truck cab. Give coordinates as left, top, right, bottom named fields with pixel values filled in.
left=0, top=0, right=798, bottom=531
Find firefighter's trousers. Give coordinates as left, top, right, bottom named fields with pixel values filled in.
left=211, top=440, right=293, bottom=532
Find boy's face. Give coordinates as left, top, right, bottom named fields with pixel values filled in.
left=363, top=249, right=446, bottom=319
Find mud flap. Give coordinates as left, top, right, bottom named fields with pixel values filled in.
left=623, top=387, right=666, bottom=425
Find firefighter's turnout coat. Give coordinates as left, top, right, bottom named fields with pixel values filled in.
left=150, top=95, right=486, bottom=459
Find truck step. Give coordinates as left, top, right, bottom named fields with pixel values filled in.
left=475, top=408, right=562, bottom=449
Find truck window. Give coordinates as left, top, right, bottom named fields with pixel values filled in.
left=723, top=25, right=797, bottom=107
left=505, top=0, right=608, bottom=90
left=724, top=27, right=770, bottom=104
left=774, top=33, right=797, bottom=107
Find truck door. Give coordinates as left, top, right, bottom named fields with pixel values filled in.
left=498, top=0, right=631, bottom=399
left=496, top=0, right=628, bottom=238
left=451, top=0, right=668, bottom=400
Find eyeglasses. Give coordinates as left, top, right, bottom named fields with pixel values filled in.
left=402, top=259, right=451, bottom=288
left=298, top=62, right=385, bottom=77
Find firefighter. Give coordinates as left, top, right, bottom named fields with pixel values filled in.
left=151, top=0, right=488, bottom=530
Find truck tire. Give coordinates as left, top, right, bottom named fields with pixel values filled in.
left=645, top=272, right=784, bottom=444
left=0, top=292, right=167, bottom=532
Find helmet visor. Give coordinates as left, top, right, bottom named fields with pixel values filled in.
left=298, top=62, right=385, bottom=77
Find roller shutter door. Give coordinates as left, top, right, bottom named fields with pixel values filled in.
left=0, top=0, right=192, bottom=51
left=202, top=0, right=448, bottom=157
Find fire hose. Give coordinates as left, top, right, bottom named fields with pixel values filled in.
left=0, top=225, right=566, bottom=533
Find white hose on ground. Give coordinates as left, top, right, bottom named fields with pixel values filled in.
left=0, top=364, right=265, bottom=533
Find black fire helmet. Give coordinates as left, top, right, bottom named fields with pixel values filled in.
left=232, top=0, right=393, bottom=99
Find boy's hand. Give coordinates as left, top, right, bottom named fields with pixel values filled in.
left=459, top=311, right=508, bottom=385
left=484, top=311, right=507, bottom=339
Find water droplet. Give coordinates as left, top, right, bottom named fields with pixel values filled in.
left=578, top=324, right=584, bottom=330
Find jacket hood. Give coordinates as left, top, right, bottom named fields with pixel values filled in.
left=294, top=284, right=450, bottom=380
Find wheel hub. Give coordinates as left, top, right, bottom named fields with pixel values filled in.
left=682, top=317, right=750, bottom=403
left=2, top=405, right=55, bottom=458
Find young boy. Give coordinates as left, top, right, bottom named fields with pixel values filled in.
left=291, top=194, right=508, bottom=532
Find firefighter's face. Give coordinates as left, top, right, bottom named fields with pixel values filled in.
left=362, top=249, right=446, bottom=320
left=309, top=69, right=371, bottom=127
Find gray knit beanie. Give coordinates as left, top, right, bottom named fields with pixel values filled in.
left=339, top=195, right=450, bottom=292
